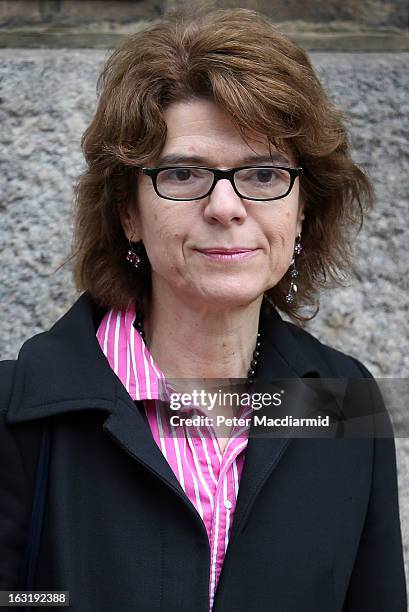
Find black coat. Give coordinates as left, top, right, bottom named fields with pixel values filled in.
left=0, top=293, right=407, bottom=611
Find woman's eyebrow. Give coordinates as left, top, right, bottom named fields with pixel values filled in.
left=155, top=153, right=291, bottom=166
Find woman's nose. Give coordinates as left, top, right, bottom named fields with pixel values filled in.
left=202, top=179, right=247, bottom=226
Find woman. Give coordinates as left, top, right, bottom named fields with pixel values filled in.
left=0, top=8, right=406, bottom=612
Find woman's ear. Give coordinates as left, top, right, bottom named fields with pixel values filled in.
left=118, top=202, right=140, bottom=242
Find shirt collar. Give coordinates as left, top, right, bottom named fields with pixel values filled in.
left=96, top=301, right=168, bottom=402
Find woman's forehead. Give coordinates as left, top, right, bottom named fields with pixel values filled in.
left=160, top=99, right=293, bottom=165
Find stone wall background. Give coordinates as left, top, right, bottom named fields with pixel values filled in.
left=0, top=0, right=407, bottom=28
left=0, top=12, right=408, bottom=594
left=0, top=0, right=407, bottom=50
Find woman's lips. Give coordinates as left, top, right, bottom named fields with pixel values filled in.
left=194, top=248, right=258, bottom=261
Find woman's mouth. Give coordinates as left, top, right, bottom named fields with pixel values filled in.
left=194, top=248, right=258, bottom=261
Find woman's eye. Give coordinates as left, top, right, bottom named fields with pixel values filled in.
left=253, top=169, right=278, bottom=182
left=240, top=168, right=281, bottom=183
left=173, top=168, right=192, bottom=181
left=163, top=168, right=202, bottom=182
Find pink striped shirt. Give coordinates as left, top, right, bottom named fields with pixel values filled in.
left=96, top=301, right=252, bottom=610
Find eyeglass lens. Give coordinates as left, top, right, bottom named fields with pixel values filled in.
left=156, top=167, right=292, bottom=200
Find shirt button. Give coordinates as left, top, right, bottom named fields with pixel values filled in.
left=224, top=499, right=232, bottom=510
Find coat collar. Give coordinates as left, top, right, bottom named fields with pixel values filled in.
left=7, top=291, right=327, bottom=424
left=6, top=292, right=337, bottom=542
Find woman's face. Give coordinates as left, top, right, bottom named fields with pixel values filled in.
left=121, top=98, right=304, bottom=309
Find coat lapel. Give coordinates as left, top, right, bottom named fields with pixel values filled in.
left=102, top=386, right=195, bottom=512
left=228, top=301, right=338, bottom=538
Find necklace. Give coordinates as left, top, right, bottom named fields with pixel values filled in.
left=133, top=309, right=262, bottom=386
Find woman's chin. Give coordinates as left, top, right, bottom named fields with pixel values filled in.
left=184, top=285, right=266, bottom=310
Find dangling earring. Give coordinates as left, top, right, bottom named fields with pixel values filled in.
left=126, top=239, right=142, bottom=269
left=285, top=233, right=302, bottom=305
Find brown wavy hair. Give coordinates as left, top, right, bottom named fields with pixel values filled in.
left=71, top=7, right=373, bottom=322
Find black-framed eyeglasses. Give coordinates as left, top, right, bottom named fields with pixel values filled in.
left=138, top=165, right=303, bottom=202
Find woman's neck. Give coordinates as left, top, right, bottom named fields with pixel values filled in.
left=141, top=289, right=263, bottom=382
